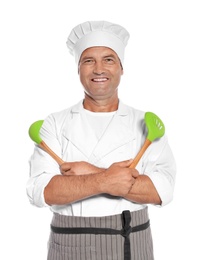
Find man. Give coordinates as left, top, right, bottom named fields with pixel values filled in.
left=27, top=21, right=176, bottom=260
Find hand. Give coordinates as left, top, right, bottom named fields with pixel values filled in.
left=60, top=161, right=104, bottom=176
left=99, top=159, right=139, bottom=197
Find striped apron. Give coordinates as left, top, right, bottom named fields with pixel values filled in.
left=47, top=207, right=154, bottom=260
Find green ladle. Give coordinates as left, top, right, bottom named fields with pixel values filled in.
left=129, top=112, right=165, bottom=168
left=28, top=120, right=64, bottom=165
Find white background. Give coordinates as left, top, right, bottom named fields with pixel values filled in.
left=1, top=0, right=202, bottom=259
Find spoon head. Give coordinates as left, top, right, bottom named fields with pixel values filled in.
left=145, top=112, right=165, bottom=142
left=28, top=120, right=44, bottom=144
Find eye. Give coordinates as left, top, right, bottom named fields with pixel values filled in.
left=104, top=57, right=115, bottom=64
left=85, top=59, right=92, bottom=63
left=83, top=59, right=95, bottom=64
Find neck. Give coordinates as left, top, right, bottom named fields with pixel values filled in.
left=83, top=95, right=119, bottom=112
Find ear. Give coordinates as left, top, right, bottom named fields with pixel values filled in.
left=78, top=63, right=81, bottom=74
left=120, top=62, right=124, bottom=73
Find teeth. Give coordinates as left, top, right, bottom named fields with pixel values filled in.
left=93, top=78, right=107, bottom=82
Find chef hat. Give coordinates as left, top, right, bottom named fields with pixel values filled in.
left=66, top=21, right=130, bottom=65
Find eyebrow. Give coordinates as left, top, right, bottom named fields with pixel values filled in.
left=103, top=54, right=117, bottom=59
left=80, top=56, right=94, bottom=61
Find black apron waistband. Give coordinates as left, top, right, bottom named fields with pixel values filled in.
left=50, top=210, right=150, bottom=260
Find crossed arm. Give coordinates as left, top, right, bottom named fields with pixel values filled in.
left=44, top=160, right=161, bottom=206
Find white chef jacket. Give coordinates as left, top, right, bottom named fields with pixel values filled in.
left=27, top=100, right=176, bottom=217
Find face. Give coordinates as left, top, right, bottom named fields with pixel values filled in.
left=78, top=46, right=123, bottom=102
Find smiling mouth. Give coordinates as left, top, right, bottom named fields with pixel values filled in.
left=92, top=78, right=108, bottom=82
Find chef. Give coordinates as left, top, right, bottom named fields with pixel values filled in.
left=27, top=20, right=176, bottom=260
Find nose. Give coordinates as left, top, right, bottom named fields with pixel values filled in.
left=93, top=61, right=105, bottom=75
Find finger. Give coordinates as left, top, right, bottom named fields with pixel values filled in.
left=114, top=159, right=133, bottom=167
left=60, top=163, right=71, bottom=172
left=131, top=169, right=139, bottom=178
left=132, top=177, right=136, bottom=185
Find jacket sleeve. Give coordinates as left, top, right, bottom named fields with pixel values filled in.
left=141, top=135, right=176, bottom=206
left=26, top=115, right=61, bottom=207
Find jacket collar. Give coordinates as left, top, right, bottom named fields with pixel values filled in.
left=63, top=99, right=135, bottom=164
left=71, top=99, right=129, bottom=116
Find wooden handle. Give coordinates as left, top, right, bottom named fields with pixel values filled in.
left=39, top=140, right=64, bottom=165
left=129, top=139, right=151, bottom=168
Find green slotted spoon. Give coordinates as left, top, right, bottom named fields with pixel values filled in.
left=129, top=112, right=165, bottom=168
left=28, top=120, right=64, bottom=165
